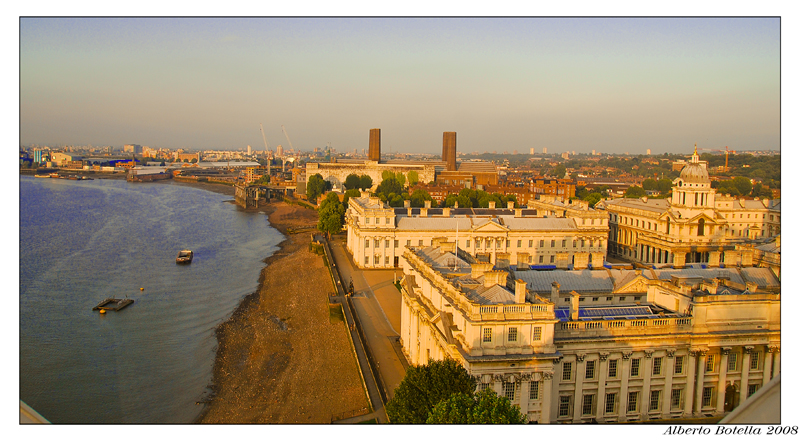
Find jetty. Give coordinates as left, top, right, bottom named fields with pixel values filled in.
left=93, top=298, right=134, bottom=312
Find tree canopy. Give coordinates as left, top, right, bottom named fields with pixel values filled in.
left=409, top=189, right=433, bottom=208
left=306, top=173, right=330, bottom=203
left=624, top=185, right=646, bottom=198
left=426, top=389, right=527, bottom=424
left=317, top=193, right=345, bottom=237
left=359, top=174, right=373, bottom=190
left=407, top=170, right=419, bottom=186
left=386, top=358, right=477, bottom=424
left=344, top=173, right=361, bottom=191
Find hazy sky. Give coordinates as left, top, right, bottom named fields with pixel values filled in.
left=20, top=17, right=780, bottom=154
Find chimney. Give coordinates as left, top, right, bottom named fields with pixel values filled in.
left=551, top=282, right=560, bottom=298
left=407, top=207, right=413, bottom=216
left=454, top=201, right=459, bottom=209
left=471, top=262, right=494, bottom=279
left=745, top=282, right=758, bottom=293
left=515, top=208, right=523, bottom=218
left=483, top=270, right=508, bottom=288
left=421, top=208, right=428, bottom=217
left=488, top=200, right=496, bottom=209
left=762, top=198, right=770, bottom=207
left=443, top=132, right=457, bottom=171
left=360, top=190, right=370, bottom=198
left=569, top=291, right=580, bottom=320
left=404, top=200, right=411, bottom=208
left=443, top=207, right=451, bottom=217
left=424, top=200, right=432, bottom=208
left=369, top=128, right=381, bottom=162
left=507, top=201, right=515, bottom=209
left=515, top=279, right=527, bottom=304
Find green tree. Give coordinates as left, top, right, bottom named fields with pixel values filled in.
left=376, top=177, right=403, bottom=200
left=343, top=188, right=361, bottom=205
left=624, top=185, right=646, bottom=198
left=656, top=178, right=672, bottom=194
left=386, top=358, right=477, bottom=424
left=750, top=182, right=773, bottom=199
left=443, top=194, right=472, bottom=208
left=396, top=172, right=406, bottom=187
left=407, top=170, right=419, bottom=186
left=410, top=189, right=433, bottom=208
left=382, top=170, right=396, bottom=181
left=552, top=164, right=566, bottom=179
left=732, top=176, right=753, bottom=196
left=306, top=173, right=328, bottom=203
left=317, top=193, right=345, bottom=238
left=359, top=174, right=373, bottom=190
left=344, top=173, right=361, bottom=190
left=642, top=178, right=657, bottom=191
left=426, top=389, right=527, bottom=424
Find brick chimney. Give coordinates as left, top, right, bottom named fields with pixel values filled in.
left=515, top=279, right=527, bottom=304
left=471, top=262, right=494, bottom=279
left=483, top=270, right=508, bottom=288
left=570, top=291, right=580, bottom=320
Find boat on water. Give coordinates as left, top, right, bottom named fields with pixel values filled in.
left=176, top=250, right=193, bottom=264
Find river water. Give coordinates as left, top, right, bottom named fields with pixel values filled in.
left=19, top=176, right=283, bottom=423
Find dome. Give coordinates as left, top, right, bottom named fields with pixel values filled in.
left=680, top=162, right=709, bottom=184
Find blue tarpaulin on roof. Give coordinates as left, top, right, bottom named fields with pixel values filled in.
left=530, top=265, right=557, bottom=270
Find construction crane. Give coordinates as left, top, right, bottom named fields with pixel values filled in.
left=260, top=123, right=271, bottom=175
left=281, top=125, right=295, bottom=173
left=697, top=146, right=736, bottom=171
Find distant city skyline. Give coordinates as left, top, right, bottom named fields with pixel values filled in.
left=20, top=17, right=780, bottom=155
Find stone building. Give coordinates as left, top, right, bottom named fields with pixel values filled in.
left=345, top=192, right=608, bottom=270
left=398, top=242, right=780, bottom=423
left=596, top=146, right=780, bottom=268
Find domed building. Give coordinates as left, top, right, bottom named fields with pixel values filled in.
left=596, top=145, right=780, bottom=271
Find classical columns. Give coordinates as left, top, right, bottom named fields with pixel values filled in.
left=684, top=350, right=698, bottom=416
left=572, top=354, right=586, bottom=423
left=764, top=346, right=777, bottom=384
left=596, top=353, right=609, bottom=422
left=693, top=350, right=707, bottom=414
left=641, top=350, right=653, bottom=420
left=662, top=349, right=676, bottom=419
left=619, top=352, right=632, bottom=422
left=717, top=348, right=731, bottom=414
left=541, top=371, right=554, bottom=423
left=740, top=346, right=753, bottom=404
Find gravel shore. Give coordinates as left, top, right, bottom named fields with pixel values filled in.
left=197, top=201, right=369, bottom=423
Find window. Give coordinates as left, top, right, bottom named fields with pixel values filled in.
left=631, top=358, right=640, bottom=377
left=551, top=240, right=555, bottom=247
left=608, top=359, right=618, bottom=378
left=386, top=218, right=391, bottom=225
left=406, top=240, right=411, bottom=247
left=483, top=328, right=492, bottom=342
left=385, top=240, right=390, bottom=248
left=573, top=240, right=577, bottom=247
left=705, top=355, right=715, bottom=373
left=582, top=394, right=595, bottom=416
left=504, top=382, right=516, bottom=401
left=539, top=256, right=544, bottom=263
left=671, top=389, right=683, bottom=410
left=593, top=297, right=599, bottom=301
left=562, top=239, right=566, bottom=247
left=559, top=396, right=572, bottom=418
left=702, top=387, right=713, bottom=408
left=728, top=353, right=738, bottom=371
left=385, top=256, right=390, bottom=265
left=394, top=240, right=399, bottom=248
left=650, top=390, right=661, bottom=411
left=476, top=382, right=489, bottom=393
left=365, top=217, right=370, bottom=224
left=605, top=393, right=617, bottom=414
left=550, top=255, right=555, bottom=263
left=476, top=239, right=482, bottom=248
left=376, top=239, right=381, bottom=248
left=364, top=256, right=369, bottom=265
left=674, top=356, right=684, bottom=374
left=528, top=240, right=533, bottom=247
left=533, top=326, right=542, bottom=341
left=505, top=240, right=509, bottom=248
left=529, top=381, right=539, bottom=400
left=652, top=357, right=663, bottom=376
left=365, top=239, right=370, bottom=248
left=748, top=384, right=759, bottom=397
left=750, top=352, right=760, bottom=370
left=517, top=240, right=522, bottom=247
left=581, top=239, right=585, bottom=247
left=466, top=240, right=470, bottom=247
left=562, top=362, right=573, bottom=381
left=607, top=296, right=613, bottom=301
left=627, top=391, right=639, bottom=413
left=418, top=240, right=423, bottom=246
left=585, top=360, right=596, bottom=379
left=590, top=240, right=594, bottom=248
left=507, top=327, right=517, bottom=342
left=539, top=240, right=544, bottom=247
left=619, top=296, right=626, bottom=301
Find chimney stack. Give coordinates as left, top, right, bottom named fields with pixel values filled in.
left=369, top=128, right=381, bottom=162
left=569, top=291, right=580, bottom=320
left=443, top=132, right=457, bottom=171
left=483, top=270, right=508, bottom=288
left=404, top=200, right=411, bottom=208
left=424, top=200, right=432, bottom=208
left=471, top=262, right=494, bottom=279
left=515, top=279, right=527, bottom=304
left=551, top=282, right=560, bottom=299
left=488, top=200, right=496, bottom=209
left=454, top=201, right=459, bottom=209
left=443, top=207, right=451, bottom=217
left=507, top=201, right=515, bottom=209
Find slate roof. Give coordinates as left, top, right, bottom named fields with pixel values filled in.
left=514, top=269, right=615, bottom=294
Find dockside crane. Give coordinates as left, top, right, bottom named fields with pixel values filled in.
left=281, top=125, right=295, bottom=173
left=698, top=146, right=736, bottom=171
left=260, top=123, right=271, bottom=176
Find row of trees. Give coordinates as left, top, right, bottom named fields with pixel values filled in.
left=386, top=358, right=526, bottom=424
left=713, top=176, right=773, bottom=198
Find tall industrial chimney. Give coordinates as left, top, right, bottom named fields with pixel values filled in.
left=443, top=131, right=457, bottom=171
left=369, top=128, right=381, bottom=162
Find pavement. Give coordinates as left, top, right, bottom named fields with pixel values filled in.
left=328, top=236, right=409, bottom=404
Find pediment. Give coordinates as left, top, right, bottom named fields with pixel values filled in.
left=615, top=275, right=650, bottom=294
left=474, top=220, right=509, bottom=233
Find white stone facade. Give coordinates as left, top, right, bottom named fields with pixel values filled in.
left=399, top=243, right=780, bottom=423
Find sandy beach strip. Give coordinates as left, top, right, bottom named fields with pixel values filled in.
left=197, top=200, right=369, bottom=423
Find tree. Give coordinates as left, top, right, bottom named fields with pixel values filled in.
left=552, top=164, right=566, bottom=179
left=732, top=176, right=753, bottom=196
left=656, top=178, right=672, bottom=194
left=407, top=170, right=419, bottom=186
left=343, top=189, right=361, bottom=205
left=317, top=193, right=345, bottom=238
left=386, top=358, right=477, bottom=424
left=306, top=173, right=328, bottom=203
left=376, top=177, right=403, bottom=200
left=359, top=174, right=373, bottom=190
left=642, top=178, right=657, bottom=191
left=382, top=170, right=395, bottom=181
left=426, top=389, right=527, bottom=424
left=344, top=173, right=361, bottom=191
left=409, top=189, right=433, bottom=208
left=624, top=185, right=646, bottom=198
left=443, top=194, right=472, bottom=208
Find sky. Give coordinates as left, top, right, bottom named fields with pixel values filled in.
left=20, top=17, right=780, bottom=155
